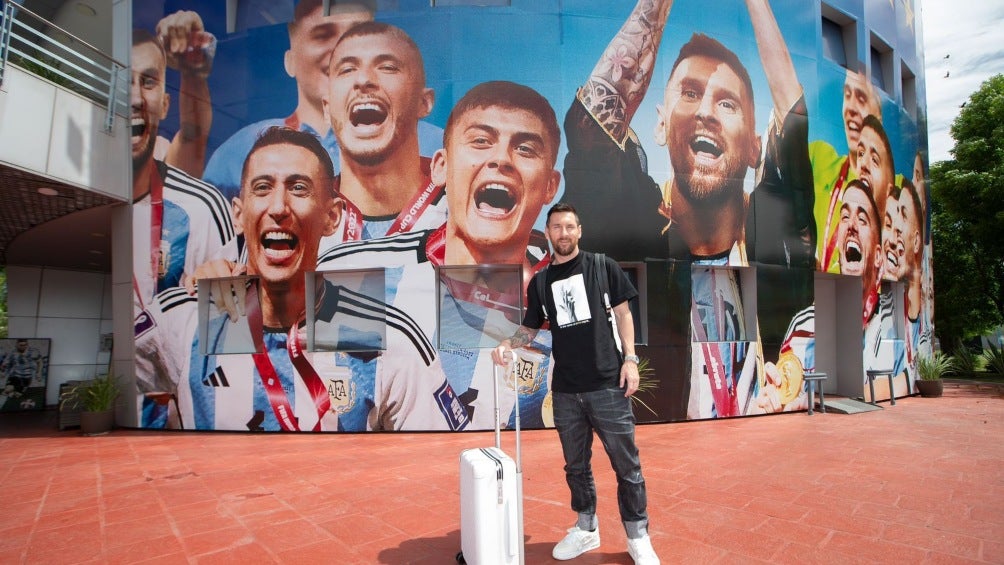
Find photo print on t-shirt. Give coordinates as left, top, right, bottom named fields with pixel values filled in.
left=552, top=274, right=591, bottom=328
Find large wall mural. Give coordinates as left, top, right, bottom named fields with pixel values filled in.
left=131, top=0, right=931, bottom=431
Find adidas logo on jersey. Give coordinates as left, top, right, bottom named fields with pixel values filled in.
left=202, top=366, right=230, bottom=387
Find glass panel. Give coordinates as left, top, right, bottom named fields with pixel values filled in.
left=308, top=269, right=387, bottom=352
left=437, top=264, right=522, bottom=350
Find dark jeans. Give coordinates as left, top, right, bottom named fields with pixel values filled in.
left=553, top=388, right=648, bottom=533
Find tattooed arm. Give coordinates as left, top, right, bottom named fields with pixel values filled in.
left=491, top=326, right=540, bottom=366
left=579, top=0, right=673, bottom=143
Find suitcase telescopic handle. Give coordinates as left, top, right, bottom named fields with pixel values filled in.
left=492, top=359, right=521, bottom=472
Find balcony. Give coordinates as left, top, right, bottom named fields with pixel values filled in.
left=0, top=0, right=127, bottom=272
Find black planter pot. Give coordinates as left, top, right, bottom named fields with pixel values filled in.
left=79, top=409, right=115, bottom=435
left=915, top=379, right=944, bottom=398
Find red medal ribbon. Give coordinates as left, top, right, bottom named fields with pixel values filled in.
left=150, top=168, right=164, bottom=288
left=133, top=162, right=165, bottom=311
left=425, top=224, right=447, bottom=266
left=337, top=159, right=442, bottom=241
left=246, top=282, right=332, bottom=431
left=690, top=298, right=738, bottom=417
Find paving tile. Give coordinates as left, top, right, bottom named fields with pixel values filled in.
left=248, top=517, right=335, bottom=554
left=881, top=522, right=982, bottom=560
left=102, top=534, right=185, bottom=564
left=193, top=540, right=278, bottom=564
left=180, top=524, right=254, bottom=557
left=0, top=387, right=1002, bottom=564
left=824, top=530, right=929, bottom=563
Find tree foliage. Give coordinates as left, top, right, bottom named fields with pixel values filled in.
left=930, top=74, right=1004, bottom=347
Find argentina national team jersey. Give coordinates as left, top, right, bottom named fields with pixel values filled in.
left=319, top=229, right=554, bottom=430
left=133, top=162, right=237, bottom=311
left=688, top=267, right=815, bottom=418
left=135, top=279, right=461, bottom=432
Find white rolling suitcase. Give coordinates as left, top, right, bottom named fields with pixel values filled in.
left=457, top=363, right=524, bottom=565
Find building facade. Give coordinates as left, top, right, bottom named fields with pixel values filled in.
left=1, top=0, right=931, bottom=431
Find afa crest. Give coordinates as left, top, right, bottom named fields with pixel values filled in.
left=505, top=349, right=545, bottom=395
left=327, top=377, right=357, bottom=414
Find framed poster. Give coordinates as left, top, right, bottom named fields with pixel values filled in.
left=0, top=338, right=50, bottom=411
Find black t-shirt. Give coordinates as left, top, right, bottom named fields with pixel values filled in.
left=523, top=252, right=638, bottom=393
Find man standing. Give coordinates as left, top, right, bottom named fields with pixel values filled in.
left=562, top=0, right=815, bottom=418
left=492, top=203, right=658, bottom=564
left=136, top=127, right=459, bottom=432
left=131, top=29, right=236, bottom=313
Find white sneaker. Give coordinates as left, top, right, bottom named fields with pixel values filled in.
left=552, top=526, right=600, bottom=560
left=627, top=534, right=660, bottom=565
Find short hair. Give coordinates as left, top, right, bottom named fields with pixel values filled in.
left=132, top=28, right=166, bottom=62
left=546, top=202, right=580, bottom=225
left=844, top=179, right=879, bottom=226
left=444, top=81, right=561, bottom=164
left=669, top=33, right=755, bottom=118
left=333, top=21, right=426, bottom=84
left=892, top=179, right=925, bottom=241
left=240, top=126, right=335, bottom=194
left=861, top=114, right=894, bottom=178
left=15, top=339, right=27, bottom=346
left=289, top=0, right=376, bottom=33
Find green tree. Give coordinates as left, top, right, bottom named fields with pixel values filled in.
left=930, top=74, right=1004, bottom=348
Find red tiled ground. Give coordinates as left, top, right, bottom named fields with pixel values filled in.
left=0, top=381, right=1001, bottom=564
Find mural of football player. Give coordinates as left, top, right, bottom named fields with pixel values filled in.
left=318, top=81, right=562, bottom=429
left=812, top=69, right=882, bottom=272
left=136, top=127, right=461, bottom=432
left=130, top=28, right=237, bottom=315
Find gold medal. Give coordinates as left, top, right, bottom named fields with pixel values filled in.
left=541, top=391, right=554, bottom=428
left=776, top=350, right=804, bottom=405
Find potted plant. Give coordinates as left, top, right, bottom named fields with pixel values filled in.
left=915, top=352, right=954, bottom=398
left=631, top=357, right=661, bottom=417
left=60, top=374, right=120, bottom=435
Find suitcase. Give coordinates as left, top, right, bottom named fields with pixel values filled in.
left=457, top=363, right=524, bottom=565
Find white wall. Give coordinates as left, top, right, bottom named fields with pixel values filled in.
left=6, top=266, right=113, bottom=406
left=0, top=65, right=129, bottom=201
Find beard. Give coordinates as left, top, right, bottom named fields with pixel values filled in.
left=552, top=239, right=576, bottom=257
left=672, top=154, right=747, bottom=205
left=669, top=133, right=748, bottom=206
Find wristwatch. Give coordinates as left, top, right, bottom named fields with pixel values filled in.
left=623, top=354, right=640, bottom=364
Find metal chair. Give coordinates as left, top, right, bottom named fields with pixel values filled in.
left=866, top=369, right=896, bottom=406
left=803, top=372, right=827, bottom=415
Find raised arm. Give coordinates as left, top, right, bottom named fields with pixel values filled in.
left=157, top=10, right=215, bottom=177
left=745, top=0, right=802, bottom=116
left=580, top=0, right=673, bottom=143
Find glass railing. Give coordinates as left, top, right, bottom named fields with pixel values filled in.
left=0, top=0, right=127, bottom=131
